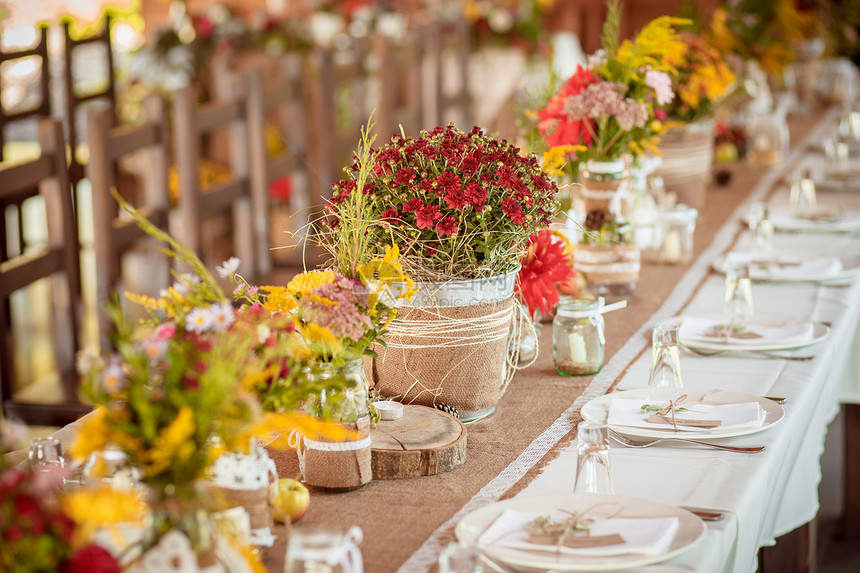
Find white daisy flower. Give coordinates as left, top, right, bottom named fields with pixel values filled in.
left=216, top=257, right=241, bottom=279
left=101, top=361, right=125, bottom=394
left=210, top=303, right=236, bottom=332
left=186, top=307, right=214, bottom=333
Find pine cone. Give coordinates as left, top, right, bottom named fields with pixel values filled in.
left=585, top=209, right=606, bottom=231
left=434, top=402, right=460, bottom=419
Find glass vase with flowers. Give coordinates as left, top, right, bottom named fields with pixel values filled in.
left=536, top=0, right=686, bottom=295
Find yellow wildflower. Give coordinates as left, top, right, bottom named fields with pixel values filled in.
left=61, top=487, right=147, bottom=548
left=299, top=323, right=343, bottom=356
left=541, top=145, right=581, bottom=179
left=261, top=286, right=297, bottom=314
left=259, top=411, right=359, bottom=450
left=145, top=406, right=196, bottom=476
left=287, top=270, right=337, bottom=296
left=69, top=407, right=142, bottom=462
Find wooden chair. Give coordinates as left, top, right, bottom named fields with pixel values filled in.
left=374, top=28, right=426, bottom=140
left=63, top=14, right=118, bottom=187
left=0, top=118, right=90, bottom=425
left=171, top=81, right=259, bottom=276
left=0, top=25, right=52, bottom=262
left=244, top=56, right=315, bottom=275
left=425, top=18, right=472, bottom=129
left=308, top=41, right=371, bottom=204
left=86, top=95, right=171, bottom=351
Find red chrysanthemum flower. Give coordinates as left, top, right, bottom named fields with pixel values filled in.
left=444, top=186, right=470, bottom=210
left=436, top=216, right=460, bottom=237
left=64, top=544, right=121, bottom=573
left=415, top=204, right=442, bottom=229
left=501, top=198, right=526, bottom=226
left=402, top=198, right=423, bottom=212
left=516, top=230, right=577, bottom=319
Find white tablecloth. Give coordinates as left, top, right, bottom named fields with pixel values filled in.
left=516, top=108, right=860, bottom=573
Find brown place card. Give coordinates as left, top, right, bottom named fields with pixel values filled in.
left=647, top=414, right=721, bottom=428
left=704, top=329, right=762, bottom=340
left=751, top=259, right=802, bottom=268
left=527, top=533, right=625, bottom=548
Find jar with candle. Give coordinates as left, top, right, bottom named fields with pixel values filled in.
left=747, top=108, right=789, bottom=168
left=552, top=299, right=604, bottom=376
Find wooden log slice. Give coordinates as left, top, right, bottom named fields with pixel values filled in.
left=370, top=405, right=467, bottom=479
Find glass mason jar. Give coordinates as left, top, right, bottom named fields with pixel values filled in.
left=143, top=484, right=220, bottom=569
left=552, top=299, right=604, bottom=376
left=301, top=359, right=372, bottom=490
left=576, top=160, right=640, bottom=296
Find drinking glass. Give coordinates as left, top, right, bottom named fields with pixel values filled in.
left=28, top=436, right=64, bottom=474
left=285, top=526, right=363, bottom=573
left=724, top=260, right=755, bottom=328
left=573, top=420, right=612, bottom=495
left=647, top=320, right=683, bottom=390
left=81, top=446, right=141, bottom=490
left=747, top=202, right=774, bottom=255
left=438, top=542, right=484, bottom=573
left=789, top=169, right=818, bottom=216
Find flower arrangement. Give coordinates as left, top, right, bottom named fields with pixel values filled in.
left=71, top=201, right=354, bottom=497
left=536, top=0, right=687, bottom=177
left=661, top=33, right=737, bottom=123
left=326, top=121, right=559, bottom=281
left=516, top=230, right=577, bottom=319
left=707, top=0, right=819, bottom=79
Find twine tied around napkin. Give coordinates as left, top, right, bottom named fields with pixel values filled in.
left=521, top=502, right=624, bottom=553
left=641, top=393, right=721, bottom=430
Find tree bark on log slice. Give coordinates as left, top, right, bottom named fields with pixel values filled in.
left=370, top=405, right=467, bottom=479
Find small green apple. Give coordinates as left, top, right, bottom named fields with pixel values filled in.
left=270, top=478, right=310, bottom=523
left=714, top=141, right=739, bottom=163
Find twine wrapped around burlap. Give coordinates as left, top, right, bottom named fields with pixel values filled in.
left=578, top=174, right=632, bottom=217
left=654, top=119, right=715, bottom=210
left=574, top=244, right=640, bottom=286
left=299, top=418, right=372, bottom=490
left=367, top=298, right=517, bottom=417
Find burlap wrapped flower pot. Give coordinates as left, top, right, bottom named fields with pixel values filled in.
left=366, top=270, right=520, bottom=422
left=654, top=118, right=715, bottom=210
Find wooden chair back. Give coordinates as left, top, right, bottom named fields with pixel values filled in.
left=86, top=94, right=171, bottom=351
left=0, top=25, right=52, bottom=262
left=171, top=81, right=259, bottom=275
left=244, top=55, right=314, bottom=274
left=0, top=118, right=89, bottom=425
left=308, top=41, right=370, bottom=203
left=425, top=18, right=472, bottom=128
left=374, top=28, right=426, bottom=140
left=63, top=15, right=118, bottom=186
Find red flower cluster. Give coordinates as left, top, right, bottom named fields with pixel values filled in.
left=537, top=65, right=598, bottom=149
left=328, top=124, right=559, bottom=279
left=0, top=466, right=79, bottom=571
left=516, top=230, right=577, bottom=319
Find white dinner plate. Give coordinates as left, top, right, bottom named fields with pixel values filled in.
left=679, top=315, right=830, bottom=352
left=768, top=208, right=860, bottom=233
left=456, top=493, right=705, bottom=572
left=582, top=388, right=784, bottom=440
left=712, top=255, right=860, bottom=283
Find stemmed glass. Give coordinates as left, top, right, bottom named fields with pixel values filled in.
left=747, top=202, right=774, bottom=255
left=724, top=260, right=755, bottom=332
left=788, top=169, right=818, bottom=217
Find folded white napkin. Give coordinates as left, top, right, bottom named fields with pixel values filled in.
left=478, top=508, right=679, bottom=557
left=770, top=210, right=860, bottom=231
left=725, top=252, right=843, bottom=279
left=680, top=317, right=814, bottom=346
left=607, top=397, right=766, bottom=432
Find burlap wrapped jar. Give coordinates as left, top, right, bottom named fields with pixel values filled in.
left=654, top=118, right=715, bottom=210
left=366, top=267, right=521, bottom=422
left=299, top=360, right=373, bottom=490
left=575, top=160, right=640, bottom=296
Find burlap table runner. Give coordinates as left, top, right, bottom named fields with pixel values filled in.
left=259, top=111, right=823, bottom=573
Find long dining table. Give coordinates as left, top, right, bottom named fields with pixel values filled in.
left=6, top=106, right=857, bottom=573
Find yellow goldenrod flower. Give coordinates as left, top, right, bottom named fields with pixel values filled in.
left=69, top=407, right=142, bottom=462
left=61, top=487, right=147, bottom=548
left=145, top=406, right=196, bottom=476
left=261, top=286, right=297, bottom=314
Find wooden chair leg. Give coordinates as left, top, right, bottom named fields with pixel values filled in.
left=759, top=520, right=817, bottom=573
left=845, top=403, right=860, bottom=540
